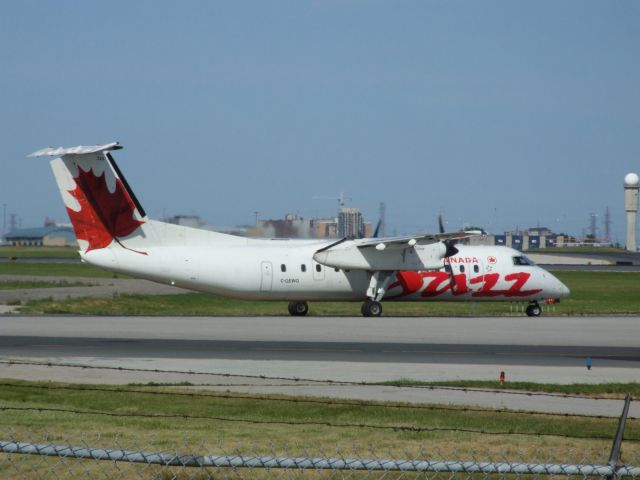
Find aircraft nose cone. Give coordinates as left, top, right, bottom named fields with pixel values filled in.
left=555, top=277, right=570, bottom=298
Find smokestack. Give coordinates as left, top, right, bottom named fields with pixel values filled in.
left=624, top=173, right=639, bottom=252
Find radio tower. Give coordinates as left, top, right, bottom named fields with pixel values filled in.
left=588, top=212, right=598, bottom=240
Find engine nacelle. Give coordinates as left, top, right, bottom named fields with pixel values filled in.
left=313, top=241, right=447, bottom=271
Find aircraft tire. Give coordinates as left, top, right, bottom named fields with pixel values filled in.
left=361, top=300, right=382, bottom=317
left=288, top=301, right=309, bottom=316
left=526, top=303, right=541, bottom=317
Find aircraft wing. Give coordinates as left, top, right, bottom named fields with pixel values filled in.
left=355, top=231, right=471, bottom=251
left=314, top=231, right=475, bottom=271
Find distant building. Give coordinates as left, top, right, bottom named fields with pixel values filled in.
left=338, top=207, right=364, bottom=238
left=310, top=218, right=338, bottom=238
left=164, top=215, right=208, bottom=229
left=253, top=214, right=312, bottom=238
left=363, top=221, right=373, bottom=238
left=462, top=226, right=577, bottom=251
left=4, top=225, right=76, bottom=247
left=527, top=227, right=553, bottom=236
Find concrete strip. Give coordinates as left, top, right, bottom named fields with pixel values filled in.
left=0, top=277, right=188, bottom=303
left=0, top=358, right=636, bottom=418
left=1, top=315, right=639, bottom=347
left=527, top=254, right=611, bottom=265
left=1, top=316, right=638, bottom=416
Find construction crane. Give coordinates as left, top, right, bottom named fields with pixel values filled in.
left=312, top=192, right=351, bottom=208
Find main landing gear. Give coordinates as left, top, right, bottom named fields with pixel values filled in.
left=526, top=301, right=542, bottom=317
left=288, top=301, right=309, bottom=316
left=360, top=271, right=395, bottom=317
left=361, top=299, right=383, bottom=317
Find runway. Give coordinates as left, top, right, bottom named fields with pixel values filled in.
left=1, top=315, right=639, bottom=416
left=3, top=336, right=640, bottom=367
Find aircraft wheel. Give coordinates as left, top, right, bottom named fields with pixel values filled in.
left=361, top=300, right=382, bottom=317
left=526, top=303, right=541, bottom=317
left=288, top=301, right=309, bottom=316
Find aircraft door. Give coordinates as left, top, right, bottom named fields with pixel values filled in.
left=260, top=261, right=273, bottom=292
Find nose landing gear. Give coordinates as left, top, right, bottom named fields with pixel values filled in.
left=526, top=302, right=542, bottom=317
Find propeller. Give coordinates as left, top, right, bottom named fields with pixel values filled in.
left=438, top=215, right=459, bottom=258
left=444, top=241, right=459, bottom=258
left=438, top=214, right=459, bottom=292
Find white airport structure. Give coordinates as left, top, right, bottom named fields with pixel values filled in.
left=624, top=172, right=639, bottom=252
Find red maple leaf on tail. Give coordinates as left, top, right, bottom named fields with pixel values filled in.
left=67, top=166, right=146, bottom=254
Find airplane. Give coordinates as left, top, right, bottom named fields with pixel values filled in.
left=30, top=142, right=570, bottom=318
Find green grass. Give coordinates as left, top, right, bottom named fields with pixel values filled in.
left=554, top=271, right=640, bottom=314
left=0, top=379, right=632, bottom=457
left=0, top=261, right=127, bottom=278
left=0, top=280, right=93, bottom=290
left=380, top=379, right=640, bottom=398
left=20, top=293, right=525, bottom=315
left=532, top=246, right=627, bottom=254
left=17, top=271, right=640, bottom=316
left=0, top=246, right=80, bottom=258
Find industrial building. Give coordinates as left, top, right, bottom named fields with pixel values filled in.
left=4, top=225, right=76, bottom=247
left=248, top=209, right=372, bottom=239
left=467, top=228, right=576, bottom=251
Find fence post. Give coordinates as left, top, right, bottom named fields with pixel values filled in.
left=608, top=393, right=632, bottom=480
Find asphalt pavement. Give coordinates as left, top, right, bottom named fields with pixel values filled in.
left=1, top=315, right=639, bottom=417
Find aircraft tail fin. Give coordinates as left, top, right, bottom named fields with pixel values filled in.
left=29, top=142, right=153, bottom=255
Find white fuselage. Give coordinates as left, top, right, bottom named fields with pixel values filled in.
left=82, top=220, right=569, bottom=303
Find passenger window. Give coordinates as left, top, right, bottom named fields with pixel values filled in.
left=444, top=264, right=451, bottom=273
left=459, top=265, right=465, bottom=273
left=301, top=264, right=306, bottom=272
left=334, top=267, right=340, bottom=272
left=316, top=264, right=322, bottom=272
left=473, top=265, right=479, bottom=273
left=281, top=264, right=286, bottom=272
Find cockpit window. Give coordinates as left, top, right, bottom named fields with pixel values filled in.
left=512, top=255, right=534, bottom=266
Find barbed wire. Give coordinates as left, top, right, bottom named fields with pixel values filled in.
left=0, top=405, right=633, bottom=442
left=0, top=381, right=630, bottom=421
left=0, top=359, right=632, bottom=404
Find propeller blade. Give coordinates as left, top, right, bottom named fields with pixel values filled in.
left=438, top=214, right=445, bottom=234
left=443, top=259, right=457, bottom=292
left=444, top=240, right=458, bottom=258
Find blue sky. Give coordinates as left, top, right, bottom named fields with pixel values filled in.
left=1, top=1, right=639, bottom=241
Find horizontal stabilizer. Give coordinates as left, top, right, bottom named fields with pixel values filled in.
left=28, top=142, right=122, bottom=158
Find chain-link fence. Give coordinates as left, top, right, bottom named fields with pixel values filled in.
left=0, top=361, right=637, bottom=479
left=1, top=427, right=638, bottom=479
